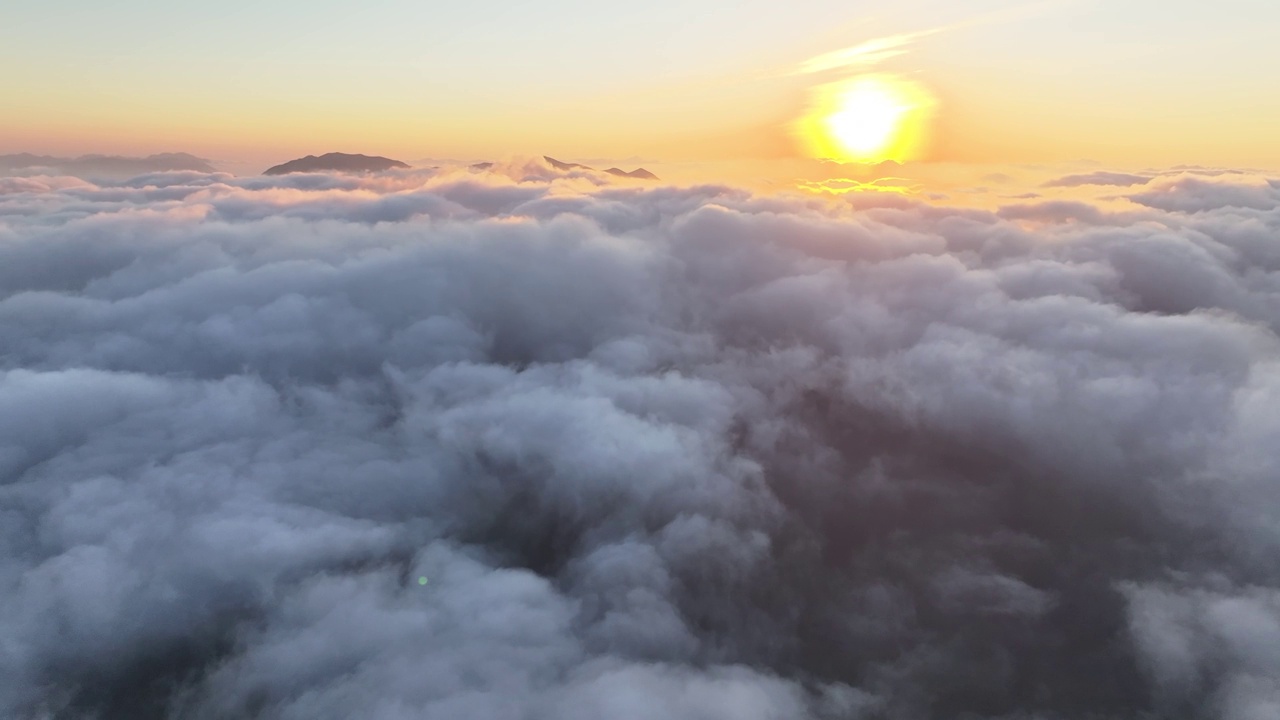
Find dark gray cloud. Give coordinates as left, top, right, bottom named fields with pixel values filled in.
left=997, top=199, right=1123, bottom=225
left=1042, top=171, right=1153, bottom=188
left=1, top=163, right=1279, bottom=720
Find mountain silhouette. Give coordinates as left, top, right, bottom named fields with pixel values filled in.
left=264, top=153, right=410, bottom=175
left=605, top=167, right=659, bottom=180
left=543, top=156, right=592, bottom=171
left=542, top=156, right=658, bottom=180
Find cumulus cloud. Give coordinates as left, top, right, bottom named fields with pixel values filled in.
left=2, top=160, right=1280, bottom=719
left=1130, top=174, right=1280, bottom=213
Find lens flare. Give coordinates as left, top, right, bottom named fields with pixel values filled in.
left=795, top=74, right=937, bottom=164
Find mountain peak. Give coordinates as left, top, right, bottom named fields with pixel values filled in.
left=543, top=156, right=592, bottom=171
left=264, top=153, right=410, bottom=175
left=605, top=167, right=658, bottom=180
left=540, top=156, right=658, bottom=180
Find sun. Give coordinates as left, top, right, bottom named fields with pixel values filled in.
left=828, top=80, right=905, bottom=158
left=795, top=74, right=936, bottom=164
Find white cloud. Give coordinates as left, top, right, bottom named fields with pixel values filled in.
left=2, top=159, right=1280, bottom=718
left=792, top=29, right=941, bottom=75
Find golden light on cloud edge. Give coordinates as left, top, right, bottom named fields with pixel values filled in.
left=794, top=74, right=937, bottom=165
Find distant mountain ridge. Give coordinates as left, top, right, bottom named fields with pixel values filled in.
left=543, top=155, right=658, bottom=180
left=605, top=167, right=658, bottom=180
left=0, top=152, right=216, bottom=177
left=543, top=156, right=593, bottom=172
left=264, top=153, right=410, bottom=176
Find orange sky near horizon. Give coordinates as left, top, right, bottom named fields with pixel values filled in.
left=3, top=1, right=1279, bottom=174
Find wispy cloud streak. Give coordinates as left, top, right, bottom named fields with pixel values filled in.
left=793, top=29, right=942, bottom=75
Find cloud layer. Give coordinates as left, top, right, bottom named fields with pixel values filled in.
left=2, top=161, right=1280, bottom=719
left=0, top=153, right=216, bottom=179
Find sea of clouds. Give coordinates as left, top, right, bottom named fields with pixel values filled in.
left=2, top=159, right=1279, bottom=719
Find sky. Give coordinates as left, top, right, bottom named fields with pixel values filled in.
left=4, top=0, right=1279, bottom=171
left=6, top=4, right=1280, bottom=719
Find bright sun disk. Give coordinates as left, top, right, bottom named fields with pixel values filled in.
left=795, top=74, right=936, bottom=164
left=828, top=82, right=905, bottom=158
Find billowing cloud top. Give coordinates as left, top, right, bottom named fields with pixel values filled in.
left=2, top=159, right=1280, bottom=720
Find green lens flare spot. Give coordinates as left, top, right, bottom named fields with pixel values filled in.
left=417, top=576, right=428, bottom=586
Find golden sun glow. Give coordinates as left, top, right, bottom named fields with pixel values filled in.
left=795, top=74, right=937, bottom=164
